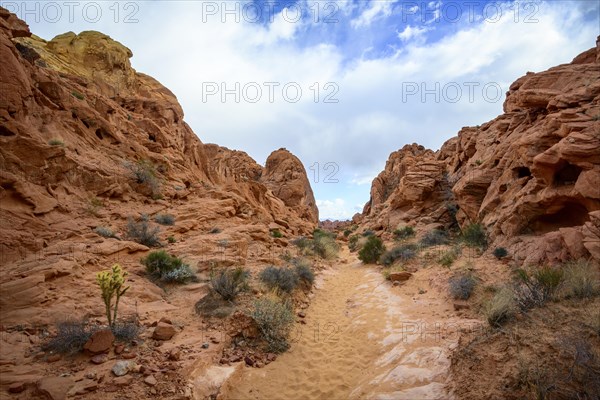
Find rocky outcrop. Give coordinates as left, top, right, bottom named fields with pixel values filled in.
left=361, top=37, right=600, bottom=265
left=0, top=7, right=317, bottom=331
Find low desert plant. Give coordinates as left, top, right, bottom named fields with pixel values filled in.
left=514, top=266, right=563, bottom=310
left=461, top=223, right=487, bottom=248
left=195, top=293, right=236, bottom=318
left=94, top=226, right=116, bottom=239
left=209, top=227, right=221, bottom=234
left=43, top=319, right=97, bottom=355
left=291, top=236, right=311, bottom=250
left=343, top=229, right=352, bottom=237
left=393, top=226, right=415, bottom=240
left=270, top=229, right=283, bottom=238
left=484, top=287, right=516, bottom=327
left=48, top=138, right=64, bottom=146
left=439, top=248, right=460, bottom=268
left=167, top=236, right=176, bottom=244
left=420, top=229, right=448, bottom=247
left=493, top=247, right=508, bottom=259
left=359, top=235, right=385, bottom=264
left=449, top=274, right=477, bottom=300
left=210, top=267, right=250, bottom=301
left=251, top=296, right=294, bottom=353
left=348, top=234, right=360, bottom=252
left=142, top=250, right=195, bottom=284
left=125, top=159, right=161, bottom=198
left=126, top=216, right=161, bottom=247
left=311, top=233, right=339, bottom=260
left=259, top=266, right=298, bottom=293
left=562, top=260, right=599, bottom=299
left=111, top=320, right=140, bottom=343
left=71, top=91, right=85, bottom=100
left=380, top=244, right=417, bottom=266
left=96, top=264, right=129, bottom=327
left=362, top=230, right=375, bottom=237
left=154, top=213, right=175, bottom=226
left=292, top=258, right=315, bottom=286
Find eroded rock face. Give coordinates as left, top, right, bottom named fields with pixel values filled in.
left=361, top=37, right=600, bottom=265
left=0, top=7, right=317, bottom=332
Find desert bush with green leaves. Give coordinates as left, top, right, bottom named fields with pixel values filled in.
left=562, top=260, right=599, bottom=299
left=96, top=264, right=129, bottom=327
left=125, top=159, right=161, bottom=198
left=461, top=223, right=487, bottom=248
left=94, top=226, right=116, bottom=239
left=393, top=226, right=415, bottom=240
left=358, top=235, right=385, bottom=264
left=493, top=247, right=508, bottom=259
left=154, top=213, right=175, bottom=226
left=142, top=250, right=196, bottom=284
left=484, top=286, right=516, bottom=327
left=210, top=267, right=250, bottom=301
left=251, top=296, right=294, bottom=353
left=514, top=266, right=563, bottom=310
left=292, top=258, right=315, bottom=286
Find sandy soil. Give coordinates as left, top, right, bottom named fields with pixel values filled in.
left=220, top=249, right=481, bottom=399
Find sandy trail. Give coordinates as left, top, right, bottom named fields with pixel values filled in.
left=221, top=250, right=477, bottom=399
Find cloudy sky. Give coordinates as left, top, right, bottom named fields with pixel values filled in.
left=9, top=0, right=599, bottom=219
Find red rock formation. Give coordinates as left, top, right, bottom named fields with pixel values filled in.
left=361, top=37, right=600, bottom=265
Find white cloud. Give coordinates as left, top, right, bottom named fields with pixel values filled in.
left=316, top=198, right=354, bottom=220
left=397, top=25, right=431, bottom=42
left=351, top=0, right=398, bottom=28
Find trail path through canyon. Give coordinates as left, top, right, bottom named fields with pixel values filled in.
left=220, top=249, right=480, bottom=399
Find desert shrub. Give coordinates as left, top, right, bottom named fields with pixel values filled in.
left=209, top=227, right=221, bottom=234
left=94, top=226, right=116, bottom=239
left=313, top=228, right=335, bottom=240
left=43, top=320, right=97, bottom=355
left=167, top=236, right=176, bottom=243
left=358, top=235, right=385, bottom=264
left=562, top=260, right=599, bottom=299
left=380, top=244, right=417, bottom=266
left=484, top=287, right=516, bottom=327
left=420, top=229, right=448, bottom=247
left=154, top=214, right=175, bottom=226
left=393, top=226, right=415, bottom=240
left=126, top=216, right=161, bottom=247
left=291, top=236, right=311, bottom=250
left=449, top=274, right=477, bottom=300
left=439, top=251, right=456, bottom=267
left=210, top=267, right=250, bottom=301
left=493, top=247, right=508, bottom=259
left=251, top=296, right=294, bottom=353
left=259, top=266, right=298, bottom=293
left=142, top=250, right=195, bottom=284
left=125, top=159, right=161, bottom=198
left=461, top=223, right=487, bottom=248
left=96, top=264, right=129, bottom=327
left=48, top=138, right=64, bottom=146
left=362, top=230, right=375, bottom=237
left=270, top=229, right=283, bottom=238
left=311, top=234, right=339, bottom=260
left=111, top=320, right=140, bottom=343
left=348, top=235, right=360, bottom=252
left=71, top=91, right=84, bottom=100
left=292, top=258, right=314, bottom=286
left=514, top=266, right=563, bottom=310
left=343, top=229, right=352, bottom=237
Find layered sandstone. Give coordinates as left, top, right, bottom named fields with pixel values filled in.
left=360, top=37, right=600, bottom=265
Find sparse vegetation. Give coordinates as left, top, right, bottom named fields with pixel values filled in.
left=125, top=159, right=161, bottom=198
left=292, top=258, right=315, bottom=286
left=493, top=247, right=508, bottom=259
left=449, top=274, right=477, bottom=300
left=420, top=229, right=448, bottom=247
left=209, top=227, right=221, bottom=234
left=259, top=266, right=298, bottom=293
left=210, top=267, right=250, bottom=301
left=126, top=215, right=161, bottom=247
left=291, top=236, right=311, bottom=250
left=195, top=293, right=236, bottom=318
left=484, top=286, right=516, bottom=327
left=167, top=235, right=176, bottom=244
left=311, top=231, right=339, bottom=259
left=142, top=250, right=196, bottom=284
left=48, top=138, right=64, bottom=146
left=86, top=197, right=103, bottom=216
left=562, top=260, right=599, bottom=299
left=362, top=230, right=375, bottom=237
left=358, top=235, right=385, bottom=264
left=111, top=320, right=140, bottom=343
left=96, top=264, right=129, bottom=327
left=348, top=234, right=360, bottom=252
left=155, top=213, right=175, bottom=226
left=71, top=91, right=85, bottom=100
left=251, top=295, right=294, bottom=353
left=380, top=244, right=417, bottom=266
left=94, top=226, right=116, bottom=239
left=439, top=251, right=456, bottom=267
left=461, top=223, right=487, bottom=248
left=270, top=229, right=283, bottom=238
left=393, top=226, right=415, bottom=240
left=514, top=266, right=563, bottom=310
left=43, top=319, right=96, bottom=355
left=343, top=229, right=352, bottom=237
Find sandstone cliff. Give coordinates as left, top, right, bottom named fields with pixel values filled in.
left=0, top=7, right=317, bottom=327
left=359, top=37, right=600, bottom=265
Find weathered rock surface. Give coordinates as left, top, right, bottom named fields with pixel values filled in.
left=361, top=37, right=600, bottom=265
